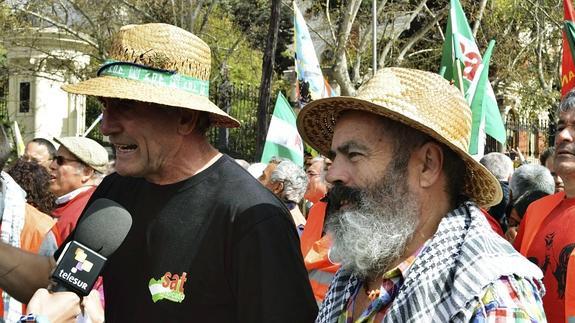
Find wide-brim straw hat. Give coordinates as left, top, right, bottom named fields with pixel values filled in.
left=297, top=67, right=502, bottom=208
left=62, top=23, right=239, bottom=128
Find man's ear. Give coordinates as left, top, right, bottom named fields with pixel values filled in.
left=177, top=109, right=200, bottom=135
left=414, top=142, right=444, bottom=188
left=271, top=181, right=284, bottom=195
left=81, top=167, right=95, bottom=183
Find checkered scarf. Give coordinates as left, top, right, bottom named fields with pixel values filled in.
left=316, top=201, right=544, bottom=323
left=0, top=172, right=27, bottom=323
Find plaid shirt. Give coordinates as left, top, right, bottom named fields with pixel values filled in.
left=338, top=245, right=546, bottom=323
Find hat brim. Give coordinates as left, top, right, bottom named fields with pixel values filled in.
left=297, top=96, right=502, bottom=208
left=62, top=76, right=240, bottom=128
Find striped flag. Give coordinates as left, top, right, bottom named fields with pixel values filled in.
left=294, top=1, right=335, bottom=105
left=261, top=92, right=304, bottom=166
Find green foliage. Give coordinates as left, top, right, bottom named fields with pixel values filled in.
left=224, top=0, right=293, bottom=74
left=199, top=7, right=263, bottom=85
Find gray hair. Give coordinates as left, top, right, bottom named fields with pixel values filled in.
left=270, top=160, right=308, bottom=203
left=510, top=164, right=555, bottom=202
left=558, top=89, right=575, bottom=114
left=479, top=152, right=514, bottom=181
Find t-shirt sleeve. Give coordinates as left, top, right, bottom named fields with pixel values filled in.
left=231, top=203, right=318, bottom=323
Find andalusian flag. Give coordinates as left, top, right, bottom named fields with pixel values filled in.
left=468, top=40, right=495, bottom=155
left=563, top=0, right=575, bottom=96
left=260, top=92, right=304, bottom=166
left=439, top=0, right=505, bottom=157
left=294, top=1, right=335, bottom=103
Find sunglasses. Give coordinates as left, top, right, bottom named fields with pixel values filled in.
left=53, top=155, right=81, bottom=166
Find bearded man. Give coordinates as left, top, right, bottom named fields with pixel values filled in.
left=296, top=68, right=546, bottom=322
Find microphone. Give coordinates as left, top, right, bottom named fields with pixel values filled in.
left=50, top=198, right=132, bottom=296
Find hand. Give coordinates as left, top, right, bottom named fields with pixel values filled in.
left=26, top=288, right=81, bottom=323
left=81, top=290, right=105, bottom=323
left=511, top=147, right=526, bottom=163
left=505, top=226, right=518, bottom=244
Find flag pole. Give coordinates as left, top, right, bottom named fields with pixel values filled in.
left=372, top=0, right=377, bottom=76
left=83, top=113, right=103, bottom=137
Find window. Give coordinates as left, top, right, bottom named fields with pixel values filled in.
left=19, top=82, right=30, bottom=113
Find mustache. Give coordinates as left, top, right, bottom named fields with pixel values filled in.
left=325, top=184, right=362, bottom=216
left=556, top=144, right=575, bottom=154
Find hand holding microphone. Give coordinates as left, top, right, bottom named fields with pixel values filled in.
left=22, top=199, right=132, bottom=322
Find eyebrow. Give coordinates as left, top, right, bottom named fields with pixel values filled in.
left=328, top=141, right=370, bottom=159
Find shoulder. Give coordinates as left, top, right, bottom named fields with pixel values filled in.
left=470, top=276, right=546, bottom=322
left=24, top=204, right=55, bottom=232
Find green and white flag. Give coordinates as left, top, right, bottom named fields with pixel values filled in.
left=260, top=92, right=304, bottom=166
left=440, top=0, right=505, bottom=157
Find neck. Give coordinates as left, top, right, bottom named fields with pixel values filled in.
left=563, top=178, right=575, bottom=199
left=146, top=135, right=221, bottom=185
left=388, top=189, right=451, bottom=270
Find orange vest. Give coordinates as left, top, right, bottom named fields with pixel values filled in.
left=517, top=192, right=575, bottom=322
left=300, top=201, right=339, bottom=303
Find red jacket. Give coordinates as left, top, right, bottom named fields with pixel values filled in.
left=52, top=186, right=97, bottom=244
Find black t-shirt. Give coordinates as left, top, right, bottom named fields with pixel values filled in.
left=56, top=155, right=317, bottom=322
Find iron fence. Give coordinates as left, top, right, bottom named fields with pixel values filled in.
left=209, top=82, right=269, bottom=162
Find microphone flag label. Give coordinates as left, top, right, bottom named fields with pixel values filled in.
left=52, top=241, right=107, bottom=296
left=148, top=272, right=187, bottom=303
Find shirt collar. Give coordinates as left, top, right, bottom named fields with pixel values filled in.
left=55, top=186, right=94, bottom=205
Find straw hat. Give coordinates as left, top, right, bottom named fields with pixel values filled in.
left=296, top=67, right=502, bottom=208
left=62, top=23, right=239, bottom=128
left=54, top=137, right=109, bottom=174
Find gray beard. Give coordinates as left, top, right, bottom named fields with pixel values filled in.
left=325, top=167, right=420, bottom=279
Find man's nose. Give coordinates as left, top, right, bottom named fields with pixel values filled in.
left=325, top=157, right=350, bottom=186
left=100, top=110, right=120, bottom=136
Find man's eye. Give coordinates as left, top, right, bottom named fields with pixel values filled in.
left=348, top=152, right=362, bottom=159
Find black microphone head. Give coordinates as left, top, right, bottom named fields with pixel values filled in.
left=73, top=198, right=132, bottom=257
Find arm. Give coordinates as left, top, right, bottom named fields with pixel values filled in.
left=469, top=276, right=546, bottom=322
left=0, top=242, right=55, bottom=302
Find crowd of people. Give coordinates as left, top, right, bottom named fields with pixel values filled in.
left=0, top=22, right=571, bottom=323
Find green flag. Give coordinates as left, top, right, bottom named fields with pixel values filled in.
left=469, top=40, right=495, bottom=155
left=260, top=92, right=304, bottom=166
left=440, top=0, right=506, bottom=156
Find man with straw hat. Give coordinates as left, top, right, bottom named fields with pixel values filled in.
left=0, top=23, right=317, bottom=322
left=297, top=67, right=546, bottom=322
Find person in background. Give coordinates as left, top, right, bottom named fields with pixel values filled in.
left=0, top=128, right=55, bottom=322
left=304, top=156, right=330, bottom=207
left=505, top=190, right=550, bottom=243
left=540, top=146, right=564, bottom=192
left=263, top=159, right=308, bottom=229
left=8, top=158, right=57, bottom=215
left=300, top=155, right=338, bottom=305
left=48, top=137, right=108, bottom=244
left=298, top=67, right=545, bottom=321
left=514, top=90, right=575, bottom=322
left=509, top=164, right=555, bottom=204
left=479, top=152, right=514, bottom=232
left=22, top=138, right=56, bottom=170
